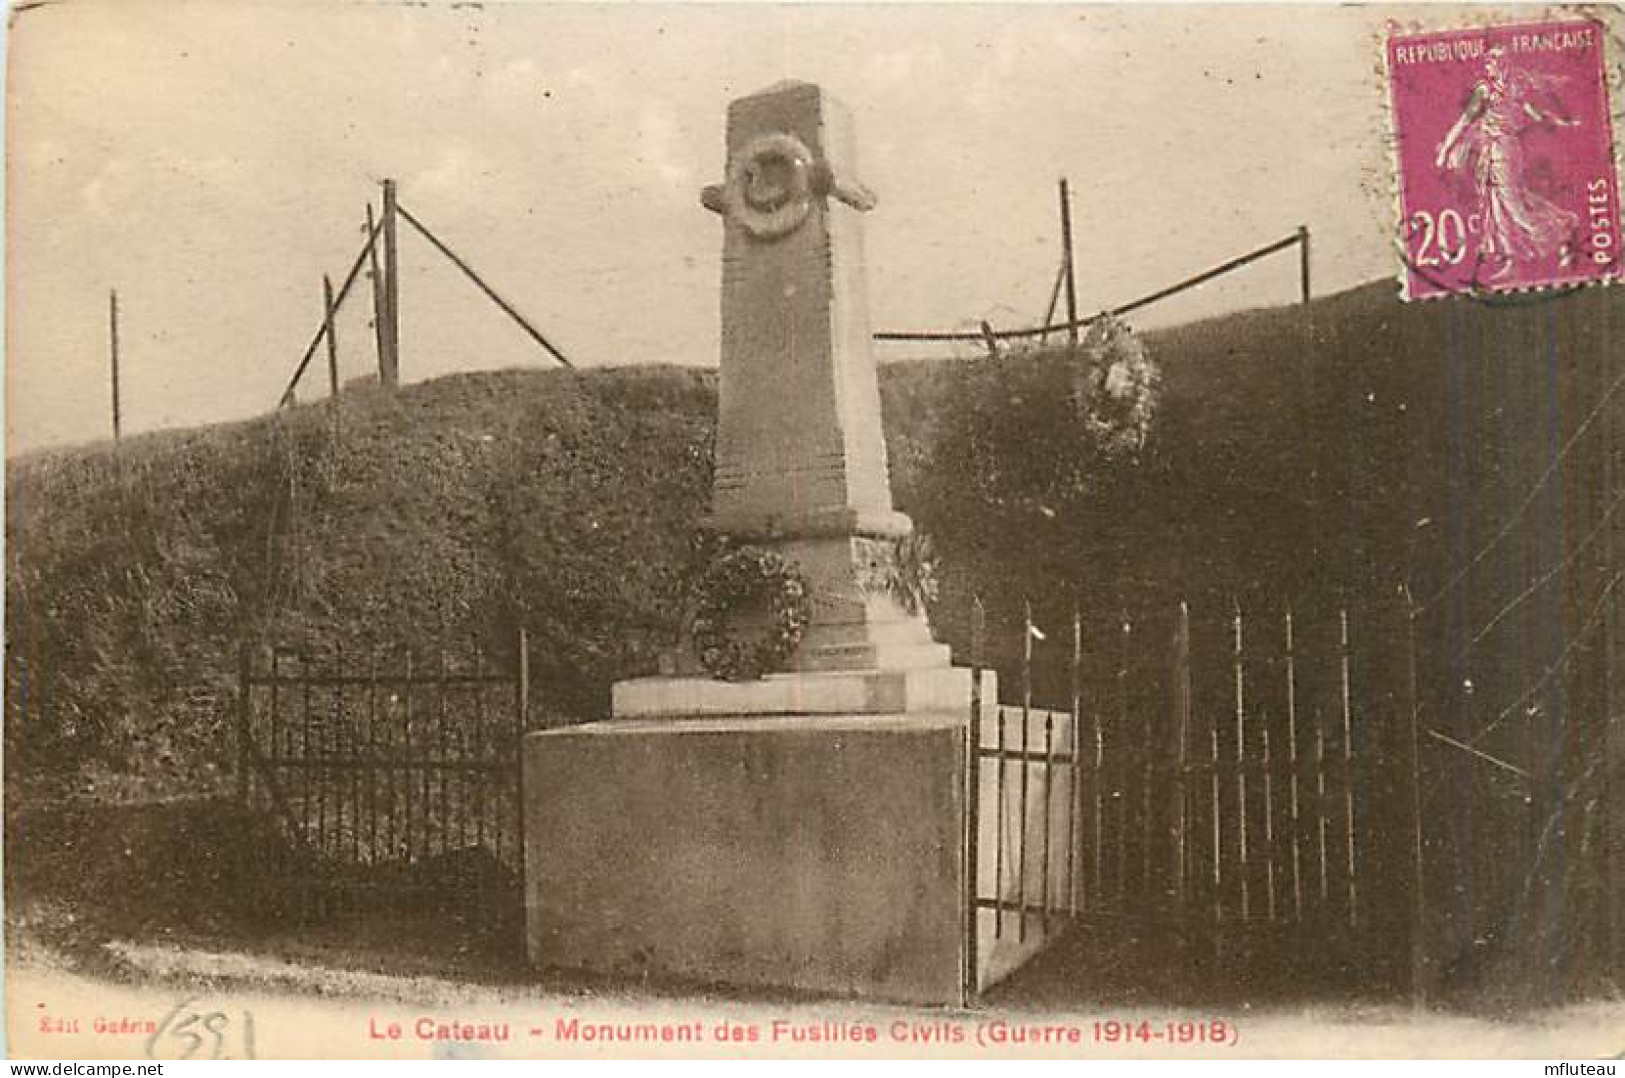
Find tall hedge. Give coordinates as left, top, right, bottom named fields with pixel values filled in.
left=10, top=278, right=1622, bottom=797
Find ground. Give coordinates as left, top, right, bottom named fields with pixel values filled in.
left=7, top=902, right=1625, bottom=1060
left=7, top=797, right=1623, bottom=1059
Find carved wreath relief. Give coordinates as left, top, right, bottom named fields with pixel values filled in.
left=702, top=131, right=877, bottom=240
left=728, top=133, right=816, bottom=240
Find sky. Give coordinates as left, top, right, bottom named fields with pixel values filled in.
left=4, top=2, right=1558, bottom=455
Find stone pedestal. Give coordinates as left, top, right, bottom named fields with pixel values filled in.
left=612, top=667, right=973, bottom=721
left=523, top=714, right=968, bottom=1004
left=773, top=536, right=950, bottom=672
left=522, top=688, right=1081, bottom=1005
left=519, top=79, right=1015, bottom=1005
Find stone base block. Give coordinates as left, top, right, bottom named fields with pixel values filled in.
left=790, top=611, right=950, bottom=673
left=612, top=665, right=995, bottom=720
left=793, top=639, right=953, bottom=672
left=522, top=713, right=968, bottom=1004
left=795, top=616, right=941, bottom=650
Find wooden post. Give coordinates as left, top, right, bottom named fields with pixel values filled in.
left=1298, top=225, right=1312, bottom=304
left=380, top=179, right=401, bottom=389
left=1039, top=262, right=1066, bottom=346
left=323, top=274, right=341, bottom=408
left=1059, top=178, right=1080, bottom=349
left=366, top=203, right=386, bottom=379
left=108, top=289, right=122, bottom=441
left=278, top=222, right=383, bottom=409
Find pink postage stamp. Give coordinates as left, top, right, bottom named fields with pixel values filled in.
left=1386, top=18, right=1621, bottom=299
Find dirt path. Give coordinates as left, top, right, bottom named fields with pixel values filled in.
left=8, top=940, right=1625, bottom=1060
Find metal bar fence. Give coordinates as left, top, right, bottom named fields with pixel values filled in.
left=965, top=595, right=1377, bottom=999
left=238, top=629, right=532, bottom=924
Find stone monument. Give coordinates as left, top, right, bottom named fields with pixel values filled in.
left=613, top=79, right=967, bottom=719
left=522, top=81, right=1003, bottom=1005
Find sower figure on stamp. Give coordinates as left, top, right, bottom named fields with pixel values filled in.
left=1434, top=45, right=1583, bottom=280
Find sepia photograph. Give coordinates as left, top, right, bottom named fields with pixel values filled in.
left=5, top=0, right=1625, bottom=1061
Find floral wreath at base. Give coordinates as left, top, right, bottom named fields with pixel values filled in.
left=690, top=545, right=812, bottom=682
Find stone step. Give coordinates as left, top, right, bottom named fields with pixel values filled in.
left=612, top=666, right=999, bottom=720
left=793, top=640, right=953, bottom=673
left=797, top=618, right=940, bottom=650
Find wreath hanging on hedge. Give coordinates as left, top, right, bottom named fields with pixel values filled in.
left=690, top=545, right=812, bottom=682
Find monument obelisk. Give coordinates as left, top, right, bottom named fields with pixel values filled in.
left=703, top=80, right=902, bottom=546
left=614, top=80, right=962, bottom=718
left=523, top=81, right=997, bottom=1005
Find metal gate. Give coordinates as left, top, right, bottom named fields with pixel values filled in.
left=964, top=596, right=1401, bottom=1000
left=237, top=630, right=530, bottom=923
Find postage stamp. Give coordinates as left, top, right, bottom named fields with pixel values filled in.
left=1385, top=18, right=1621, bottom=299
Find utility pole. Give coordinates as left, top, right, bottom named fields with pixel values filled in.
left=108, top=289, right=122, bottom=441
left=366, top=202, right=386, bottom=380
left=1059, top=177, right=1080, bottom=349
left=380, top=179, right=401, bottom=389
left=321, top=274, right=341, bottom=399
left=321, top=276, right=341, bottom=445
left=1298, top=224, right=1312, bottom=304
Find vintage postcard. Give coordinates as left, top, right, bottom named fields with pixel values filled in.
left=6, top=1, right=1625, bottom=1063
